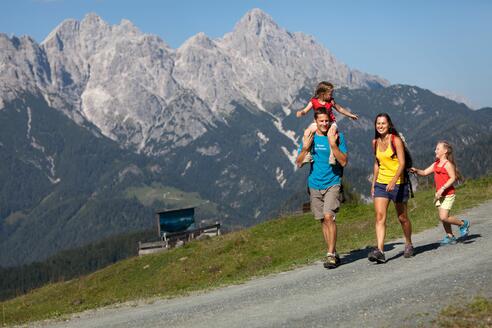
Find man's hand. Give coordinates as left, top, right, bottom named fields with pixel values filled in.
left=327, top=125, right=338, bottom=146
left=302, top=131, right=314, bottom=151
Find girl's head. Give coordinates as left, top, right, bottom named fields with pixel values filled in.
left=436, top=140, right=462, bottom=180
left=315, top=82, right=334, bottom=101
left=374, top=113, right=399, bottom=139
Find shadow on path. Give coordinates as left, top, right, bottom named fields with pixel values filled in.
left=385, top=233, right=482, bottom=262
left=340, top=242, right=402, bottom=265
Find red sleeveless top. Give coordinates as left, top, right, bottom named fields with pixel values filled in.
left=311, top=97, right=336, bottom=122
left=434, top=160, right=455, bottom=196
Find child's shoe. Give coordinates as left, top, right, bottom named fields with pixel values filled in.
left=300, top=151, right=313, bottom=167
left=439, top=235, right=457, bottom=246
left=329, top=152, right=336, bottom=165
left=459, top=219, right=470, bottom=238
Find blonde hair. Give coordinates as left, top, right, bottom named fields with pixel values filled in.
left=438, top=140, right=463, bottom=181
left=314, top=81, right=334, bottom=99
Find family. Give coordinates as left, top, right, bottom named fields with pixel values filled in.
left=295, top=82, right=470, bottom=269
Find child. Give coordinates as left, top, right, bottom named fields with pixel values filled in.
left=410, top=141, right=470, bottom=245
left=296, top=81, right=358, bottom=165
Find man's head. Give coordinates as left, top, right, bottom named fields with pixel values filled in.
left=314, top=109, right=330, bottom=134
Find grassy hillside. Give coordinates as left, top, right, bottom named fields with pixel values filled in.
left=1, top=176, right=491, bottom=325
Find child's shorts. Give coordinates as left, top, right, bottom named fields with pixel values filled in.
left=435, top=194, right=455, bottom=210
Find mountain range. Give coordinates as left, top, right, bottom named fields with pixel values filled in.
left=0, top=9, right=490, bottom=267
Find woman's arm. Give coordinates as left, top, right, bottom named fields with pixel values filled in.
left=371, top=159, right=379, bottom=198
left=296, top=101, right=313, bottom=118
left=387, top=135, right=405, bottom=191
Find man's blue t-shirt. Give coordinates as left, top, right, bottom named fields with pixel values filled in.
left=298, top=132, right=347, bottom=190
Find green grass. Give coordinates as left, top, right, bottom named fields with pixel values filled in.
left=434, top=296, right=492, bottom=327
left=2, top=176, right=491, bottom=326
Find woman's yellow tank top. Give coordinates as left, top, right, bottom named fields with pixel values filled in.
left=376, top=143, right=402, bottom=184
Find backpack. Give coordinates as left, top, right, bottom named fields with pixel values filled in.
left=372, top=133, right=414, bottom=198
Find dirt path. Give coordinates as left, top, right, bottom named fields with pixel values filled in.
left=32, top=201, right=492, bottom=328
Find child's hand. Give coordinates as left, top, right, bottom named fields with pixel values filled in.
left=350, top=113, right=359, bottom=120
left=409, top=167, right=417, bottom=174
left=296, top=110, right=304, bottom=118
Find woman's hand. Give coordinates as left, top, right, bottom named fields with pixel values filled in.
left=386, top=181, right=396, bottom=192
left=371, top=184, right=375, bottom=198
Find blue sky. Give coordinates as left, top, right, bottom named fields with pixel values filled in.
left=1, top=0, right=491, bottom=108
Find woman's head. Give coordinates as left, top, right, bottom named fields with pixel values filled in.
left=374, top=113, right=399, bottom=138
left=315, top=82, right=334, bottom=101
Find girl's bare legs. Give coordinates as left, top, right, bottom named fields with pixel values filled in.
left=374, top=197, right=390, bottom=251
left=301, top=122, right=318, bottom=164
left=438, top=208, right=464, bottom=236
left=328, top=123, right=337, bottom=165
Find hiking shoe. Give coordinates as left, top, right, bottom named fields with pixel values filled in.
left=368, top=248, right=386, bottom=263
left=459, top=219, right=470, bottom=238
left=335, top=253, right=341, bottom=265
left=323, top=254, right=338, bottom=269
left=301, top=151, right=313, bottom=166
left=329, top=152, right=336, bottom=165
left=403, top=244, right=414, bottom=258
left=440, top=235, right=457, bottom=246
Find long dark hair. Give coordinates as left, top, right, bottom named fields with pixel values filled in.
left=374, top=113, right=400, bottom=139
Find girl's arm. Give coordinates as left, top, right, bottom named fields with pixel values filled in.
left=436, top=161, right=457, bottom=198
left=410, top=163, right=434, bottom=176
left=333, top=102, right=358, bottom=120
left=387, top=135, right=405, bottom=192
left=296, top=101, right=313, bottom=118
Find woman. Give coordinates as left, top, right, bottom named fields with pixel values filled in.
left=369, top=113, right=413, bottom=263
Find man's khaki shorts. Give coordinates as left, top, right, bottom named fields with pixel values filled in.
left=309, top=184, right=341, bottom=220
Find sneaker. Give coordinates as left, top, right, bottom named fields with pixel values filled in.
left=323, top=254, right=338, bottom=269
left=440, top=235, right=458, bottom=246
left=368, top=248, right=386, bottom=263
left=403, top=244, right=414, bottom=258
left=300, top=151, right=313, bottom=167
left=335, top=253, right=341, bottom=266
left=459, top=219, right=470, bottom=238
left=329, top=152, right=336, bottom=165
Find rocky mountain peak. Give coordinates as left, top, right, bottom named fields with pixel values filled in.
left=233, top=8, right=279, bottom=36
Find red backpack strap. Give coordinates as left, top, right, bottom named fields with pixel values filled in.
left=390, top=134, right=397, bottom=158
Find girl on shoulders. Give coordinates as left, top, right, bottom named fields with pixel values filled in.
left=296, top=81, right=358, bottom=165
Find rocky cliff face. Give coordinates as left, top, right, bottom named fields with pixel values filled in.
left=0, top=9, right=388, bottom=156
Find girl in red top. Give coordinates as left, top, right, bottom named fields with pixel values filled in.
left=296, top=82, right=358, bottom=165
left=410, top=141, right=470, bottom=245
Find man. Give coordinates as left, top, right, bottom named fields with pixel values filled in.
left=296, top=108, right=348, bottom=269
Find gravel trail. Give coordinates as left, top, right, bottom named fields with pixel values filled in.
left=32, top=201, right=492, bottom=328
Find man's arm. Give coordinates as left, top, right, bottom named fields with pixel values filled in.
left=295, top=131, right=314, bottom=167
left=328, top=129, right=347, bottom=167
